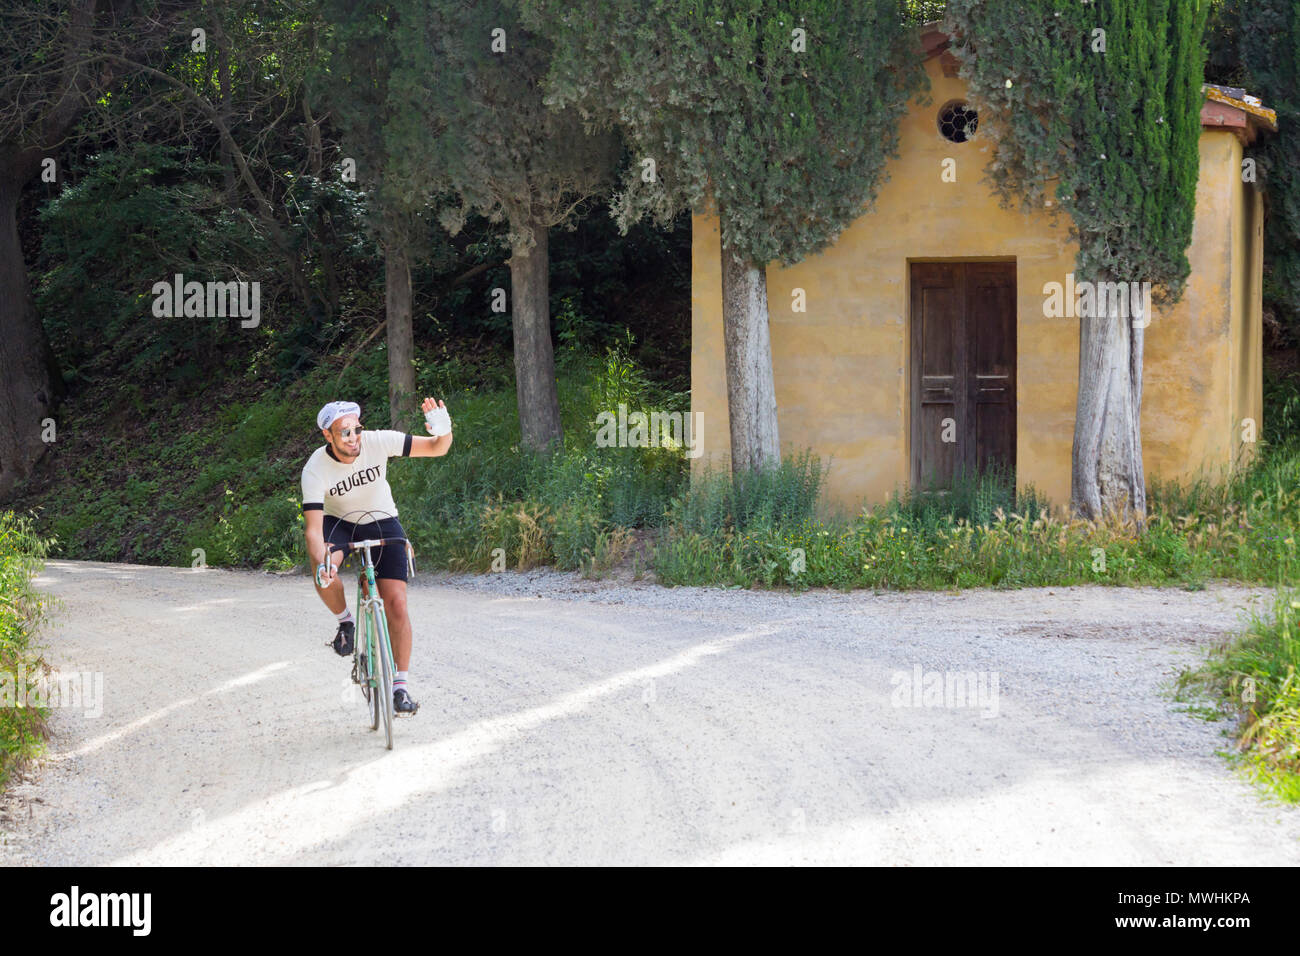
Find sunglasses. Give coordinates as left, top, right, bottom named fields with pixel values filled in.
left=334, top=425, right=364, bottom=439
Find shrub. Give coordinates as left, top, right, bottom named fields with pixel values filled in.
left=1178, top=588, right=1300, bottom=801
left=0, top=512, right=56, bottom=788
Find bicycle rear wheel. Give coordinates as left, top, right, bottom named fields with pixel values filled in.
left=355, top=646, right=373, bottom=710
left=374, top=606, right=395, bottom=750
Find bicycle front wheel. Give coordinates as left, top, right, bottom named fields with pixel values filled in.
left=355, top=578, right=378, bottom=729
left=374, top=607, right=395, bottom=750
left=362, top=609, right=380, bottom=732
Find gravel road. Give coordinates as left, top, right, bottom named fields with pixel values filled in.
left=2, top=560, right=1297, bottom=865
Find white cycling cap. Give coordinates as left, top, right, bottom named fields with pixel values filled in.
left=317, top=400, right=361, bottom=431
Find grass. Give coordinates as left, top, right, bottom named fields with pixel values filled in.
left=651, top=443, right=1300, bottom=592
left=653, top=368, right=1300, bottom=594
left=0, top=511, right=56, bottom=790
left=1176, top=587, right=1300, bottom=802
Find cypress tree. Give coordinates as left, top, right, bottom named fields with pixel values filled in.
left=512, top=0, right=927, bottom=477
left=944, top=0, right=1211, bottom=525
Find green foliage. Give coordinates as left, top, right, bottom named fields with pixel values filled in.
left=33, top=139, right=383, bottom=387
left=311, top=0, right=448, bottom=262
left=1223, top=0, right=1300, bottom=337
left=584, top=331, right=653, bottom=412
left=653, top=441, right=1300, bottom=590
left=0, top=512, right=56, bottom=789
left=889, top=461, right=1052, bottom=530
left=383, top=0, right=621, bottom=251
left=1205, top=0, right=1249, bottom=87
left=514, top=0, right=929, bottom=268
left=35, top=143, right=270, bottom=382
left=1263, top=368, right=1300, bottom=448
left=391, top=342, right=690, bottom=571
left=205, top=492, right=308, bottom=572
left=1178, top=587, right=1300, bottom=801
left=943, top=0, right=1210, bottom=301
left=666, top=450, right=825, bottom=537
left=901, top=0, right=947, bottom=25
left=554, top=293, right=599, bottom=350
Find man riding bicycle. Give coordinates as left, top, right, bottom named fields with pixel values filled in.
left=301, top=397, right=452, bottom=716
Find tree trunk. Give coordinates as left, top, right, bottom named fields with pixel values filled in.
left=217, top=46, right=237, bottom=197
left=0, top=172, right=58, bottom=500
left=1070, top=278, right=1146, bottom=527
left=385, top=235, right=415, bottom=428
left=509, top=224, right=563, bottom=453
left=720, top=235, right=780, bottom=478
left=303, top=94, right=337, bottom=323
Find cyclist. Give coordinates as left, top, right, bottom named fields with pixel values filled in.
left=301, top=397, right=452, bottom=716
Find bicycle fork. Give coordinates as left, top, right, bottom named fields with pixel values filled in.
left=356, top=576, right=382, bottom=682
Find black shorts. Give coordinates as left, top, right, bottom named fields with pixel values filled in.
left=322, top=514, right=409, bottom=582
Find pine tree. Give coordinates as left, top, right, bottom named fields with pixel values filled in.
left=314, top=0, right=431, bottom=426
left=944, top=0, right=1210, bottom=525
left=384, top=0, right=622, bottom=453
left=512, top=0, right=927, bottom=477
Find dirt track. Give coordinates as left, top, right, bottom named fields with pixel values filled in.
left=2, top=560, right=1297, bottom=865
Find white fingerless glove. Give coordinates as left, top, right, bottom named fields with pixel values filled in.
left=424, top=406, right=452, bottom=437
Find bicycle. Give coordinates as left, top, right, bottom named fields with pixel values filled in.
left=315, top=533, right=415, bottom=750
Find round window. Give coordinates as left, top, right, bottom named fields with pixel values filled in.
left=938, top=101, right=979, bottom=143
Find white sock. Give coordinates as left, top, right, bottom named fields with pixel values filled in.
left=394, top=671, right=409, bottom=691
left=337, top=608, right=354, bottom=625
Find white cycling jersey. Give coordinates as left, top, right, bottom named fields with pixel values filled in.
left=301, top=428, right=412, bottom=519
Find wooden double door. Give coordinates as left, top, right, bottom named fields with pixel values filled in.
left=909, top=262, right=1017, bottom=491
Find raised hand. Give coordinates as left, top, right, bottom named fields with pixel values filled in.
left=422, top=397, right=451, bottom=436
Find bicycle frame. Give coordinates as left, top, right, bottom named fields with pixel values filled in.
left=356, top=547, right=394, bottom=746
left=319, top=535, right=408, bottom=749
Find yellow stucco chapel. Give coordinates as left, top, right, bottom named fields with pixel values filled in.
left=690, top=23, right=1278, bottom=514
